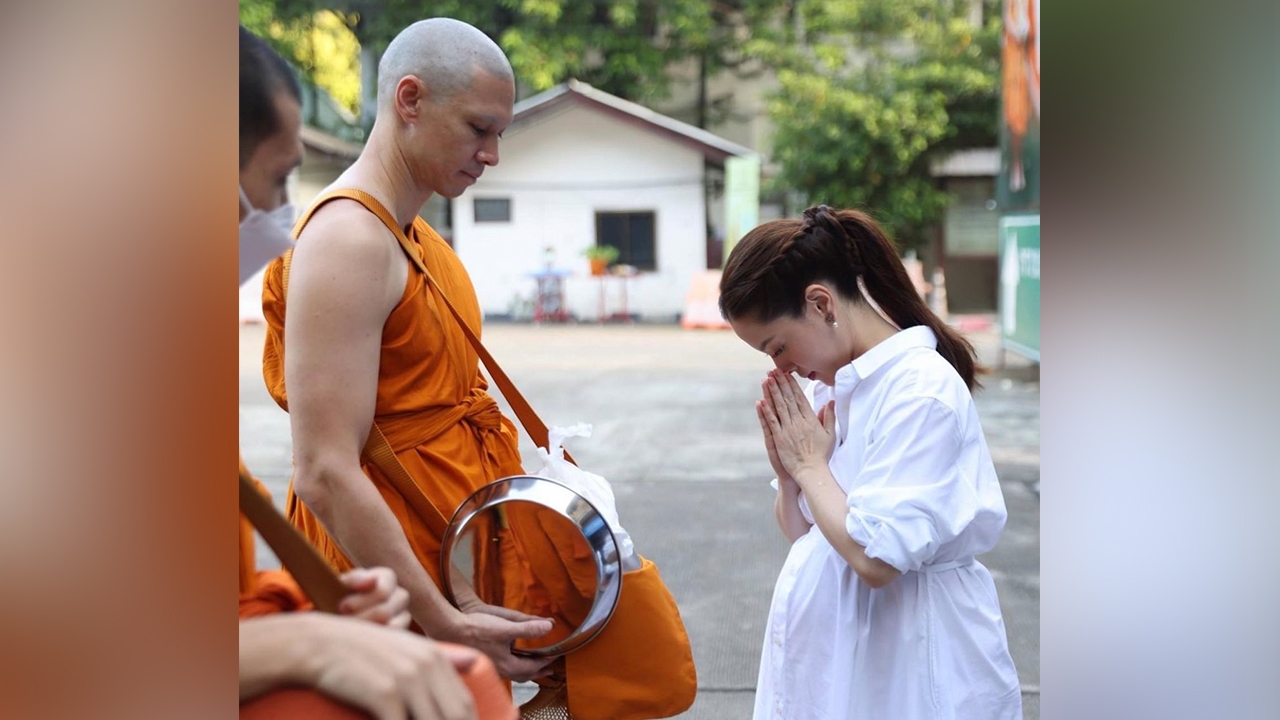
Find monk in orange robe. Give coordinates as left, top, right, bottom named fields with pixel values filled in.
left=258, top=18, right=556, bottom=684
left=237, top=23, right=411, bottom=629
left=239, top=25, right=506, bottom=720
left=260, top=18, right=695, bottom=716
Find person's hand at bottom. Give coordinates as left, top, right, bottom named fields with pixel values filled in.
left=337, top=566, right=412, bottom=629
left=240, top=613, right=480, bottom=720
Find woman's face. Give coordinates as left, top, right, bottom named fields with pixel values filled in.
left=731, top=308, right=848, bottom=387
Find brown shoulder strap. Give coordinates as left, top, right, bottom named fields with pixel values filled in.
left=238, top=467, right=346, bottom=613
left=364, top=423, right=450, bottom=539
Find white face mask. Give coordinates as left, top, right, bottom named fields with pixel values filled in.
left=239, top=185, right=297, bottom=285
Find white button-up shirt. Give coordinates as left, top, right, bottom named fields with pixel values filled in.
left=754, top=326, right=1022, bottom=719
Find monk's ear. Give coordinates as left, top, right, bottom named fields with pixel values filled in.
left=395, top=76, right=426, bottom=122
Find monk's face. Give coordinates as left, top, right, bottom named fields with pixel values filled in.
left=239, top=91, right=304, bottom=219
left=413, top=69, right=514, bottom=198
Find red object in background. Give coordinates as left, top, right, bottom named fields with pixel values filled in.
left=951, top=314, right=993, bottom=333
left=596, top=265, right=637, bottom=323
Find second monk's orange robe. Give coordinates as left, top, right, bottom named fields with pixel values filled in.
left=239, top=455, right=312, bottom=618
left=237, top=455, right=517, bottom=720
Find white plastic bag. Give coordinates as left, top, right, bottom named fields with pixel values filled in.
left=532, top=423, right=638, bottom=568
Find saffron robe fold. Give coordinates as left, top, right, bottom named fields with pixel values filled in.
left=239, top=455, right=311, bottom=617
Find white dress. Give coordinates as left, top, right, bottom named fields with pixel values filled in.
left=754, top=326, right=1022, bottom=720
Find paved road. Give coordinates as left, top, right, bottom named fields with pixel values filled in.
left=239, top=321, right=1040, bottom=718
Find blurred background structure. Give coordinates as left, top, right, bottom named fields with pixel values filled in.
left=239, top=0, right=1041, bottom=364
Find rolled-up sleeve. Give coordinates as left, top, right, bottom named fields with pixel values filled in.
left=843, top=395, right=979, bottom=573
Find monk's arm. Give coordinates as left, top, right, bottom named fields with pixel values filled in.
left=284, top=210, right=462, bottom=636
left=283, top=209, right=551, bottom=681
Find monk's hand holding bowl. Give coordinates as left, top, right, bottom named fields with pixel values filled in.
left=456, top=604, right=556, bottom=682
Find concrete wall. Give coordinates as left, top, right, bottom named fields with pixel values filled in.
left=453, top=104, right=709, bottom=321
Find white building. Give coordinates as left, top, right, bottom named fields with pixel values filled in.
left=452, top=80, right=756, bottom=323
left=929, top=148, right=1001, bottom=312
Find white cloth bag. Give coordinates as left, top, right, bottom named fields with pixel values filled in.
left=531, top=423, right=638, bottom=569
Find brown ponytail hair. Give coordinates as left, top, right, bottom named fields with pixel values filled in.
left=719, top=205, right=983, bottom=390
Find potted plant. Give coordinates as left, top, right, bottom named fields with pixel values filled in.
left=583, top=244, right=620, bottom=276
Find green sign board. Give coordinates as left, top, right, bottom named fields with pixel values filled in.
left=997, top=0, right=1039, bottom=361
left=998, top=214, right=1040, bottom=361
left=723, top=154, right=761, bottom=262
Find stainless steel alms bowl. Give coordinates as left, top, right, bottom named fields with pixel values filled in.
left=440, top=475, right=623, bottom=658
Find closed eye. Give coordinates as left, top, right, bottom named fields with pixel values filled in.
left=770, top=345, right=784, bottom=359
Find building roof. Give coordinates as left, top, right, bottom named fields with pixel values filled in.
left=512, top=79, right=756, bottom=164
left=300, top=125, right=362, bottom=161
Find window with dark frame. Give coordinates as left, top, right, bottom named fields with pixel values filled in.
left=473, top=197, right=511, bottom=223
left=594, top=211, right=656, bottom=271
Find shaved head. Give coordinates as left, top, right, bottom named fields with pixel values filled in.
left=376, top=18, right=513, bottom=111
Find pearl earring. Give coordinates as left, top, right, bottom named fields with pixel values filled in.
left=826, top=314, right=839, bottom=328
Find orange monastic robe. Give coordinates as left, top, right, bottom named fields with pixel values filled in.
left=1002, top=0, right=1036, bottom=138
left=237, top=461, right=516, bottom=720
left=261, top=191, right=695, bottom=719
left=239, top=455, right=312, bottom=617
left=260, top=192, right=527, bottom=591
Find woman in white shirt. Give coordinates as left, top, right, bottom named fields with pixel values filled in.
left=719, top=205, right=1022, bottom=720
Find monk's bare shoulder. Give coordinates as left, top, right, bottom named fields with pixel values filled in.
left=295, top=198, right=398, bottom=259
left=290, top=198, right=406, bottom=314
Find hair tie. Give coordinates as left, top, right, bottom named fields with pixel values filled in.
left=802, top=204, right=833, bottom=231
left=802, top=204, right=863, bottom=269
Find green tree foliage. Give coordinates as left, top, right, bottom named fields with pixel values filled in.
left=239, top=1, right=1000, bottom=252
left=765, top=0, right=1001, bottom=249
left=240, top=0, right=362, bottom=115
left=657, top=0, right=795, bottom=128
left=242, top=0, right=766, bottom=108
